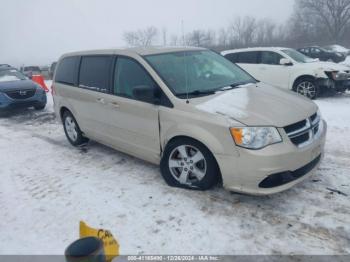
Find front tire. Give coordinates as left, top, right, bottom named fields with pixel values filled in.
left=34, top=104, right=46, bottom=110
left=62, top=111, right=89, bottom=146
left=160, top=138, right=220, bottom=190
left=293, top=78, right=319, bottom=100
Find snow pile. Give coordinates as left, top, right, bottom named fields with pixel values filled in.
left=340, top=56, right=350, bottom=67
left=196, top=85, right=251, bottom=118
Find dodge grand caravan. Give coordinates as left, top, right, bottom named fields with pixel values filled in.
left=53, top=47, right=327, bottom=195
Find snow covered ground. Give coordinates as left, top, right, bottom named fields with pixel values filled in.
left=0, top=82, right=349, bottom=255
left=341, top=56, right=350, bottom=67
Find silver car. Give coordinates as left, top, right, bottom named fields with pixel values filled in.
left=53, top=47, right=327, bottom=195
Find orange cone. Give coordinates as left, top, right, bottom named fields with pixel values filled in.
left=32, top=74, right=49, bottom=92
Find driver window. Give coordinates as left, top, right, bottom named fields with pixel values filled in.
left=114, top=57, right=156, bottom=101
left=311, top=48, right=321, bottom=54
left=260, top=51, right=283, bottom=65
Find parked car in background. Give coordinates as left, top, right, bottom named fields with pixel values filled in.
left=341, top=56, right=350, bottom=68
left=298, top=46, right=346, bottom=63
left=53, top=47, right=326, bottom=195
left=49, top=62, right=57, bottom=79
left=20, top=66, right=41, bottom=78
left=324, top=44, right=350, bottom=57
left=39, top=65, right=50, bottom=79
left=0, top=64, right=47, bottom=112
left=222, top=47, right=350, bottom=99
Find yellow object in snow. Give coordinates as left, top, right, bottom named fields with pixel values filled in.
left=80, top=221, right=119, bottom=262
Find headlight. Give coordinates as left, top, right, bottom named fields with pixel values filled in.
left=317, top=109, right=322, bottom=119
left=230, top=127, right=282, bottom=150
left=325, top=71, right=339, bottom=80
left=325, top=71, right=349, bottom=80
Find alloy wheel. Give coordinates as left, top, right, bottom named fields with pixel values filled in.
left=168, top=145, right=207, bottom=186
left=65, top=116, right=78, bottom=142
left=296, top=81, right=317, bottom=99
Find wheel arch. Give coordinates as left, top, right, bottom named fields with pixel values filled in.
left=163, top=135, right=223, bottom=184
left=59, top=106, right=71, bottom=121
left=162, top=124, right=227, bottom=155
left=292, top=75, right=316, bottom=90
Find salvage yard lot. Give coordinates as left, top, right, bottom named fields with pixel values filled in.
left=0, top=84, right=349, bottom=255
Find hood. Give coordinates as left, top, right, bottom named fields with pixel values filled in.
left=0, top=79, right=38, bottom=92
left=300, top=61, right=350, bottom=71
left=195, top=83, right=317, bottom=127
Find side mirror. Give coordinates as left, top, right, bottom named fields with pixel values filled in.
left=133, top=85, right=159, bottom=104
left=280, top=58, right=293, bottom=66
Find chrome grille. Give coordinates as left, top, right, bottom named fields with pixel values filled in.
left=284, top=112, right=321, bottom=147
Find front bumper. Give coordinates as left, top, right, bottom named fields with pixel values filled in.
left=316, top=78, right=350, bottom=92
left=216, top=120, right=327, bottom=196
left=0, top=89, right=47, bottom=110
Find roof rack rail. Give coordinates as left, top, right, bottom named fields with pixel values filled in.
left=0, top=64, right=11, bottom=67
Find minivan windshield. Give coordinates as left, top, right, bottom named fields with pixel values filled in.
left=0, top=69, right=27, bottom=82
left=282, top=49, right=314, bottom=63
left=144, top=50, right=256, bottom=98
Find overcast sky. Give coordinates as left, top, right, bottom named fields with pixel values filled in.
left=0, top=0, right=295, bottom=67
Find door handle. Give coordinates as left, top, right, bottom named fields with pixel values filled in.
left=96, top=98, right=105, bottom=104
left=109, top=101, right=120, bottom=109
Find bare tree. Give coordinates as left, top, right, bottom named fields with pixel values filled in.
left=255, top=19, right=277, bottom=45
left=217, top=28, right=230, bottom=48
left=170, top=35, right=179, bottom=46
left=228, top=16, right=257, bottom=47
left=123, top=1, right=350, bottom=52
left=185, top=29, right=215, bottom=47
left=162, top=28, right=167, bottom=46
left=185, top=30, right=206, bottom=46
left=123, top=26, right=158, bottom=47
left=296, top=0, right=350, bottom=42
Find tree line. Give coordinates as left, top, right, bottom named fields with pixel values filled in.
left=123, top=0, right=350, bottom=50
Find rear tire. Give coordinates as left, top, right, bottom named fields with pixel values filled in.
left=293, top=77, right=319, bottom=100
left=160, top=137, right=220, bottom=191
left=62, top=111, right=89, bottom=146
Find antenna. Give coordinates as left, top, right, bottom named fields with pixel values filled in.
left=181, top=20, right=189, bottom=103
left=181, top=20, right=185, bottom=46
left=184, top=51, right=189, bottom=104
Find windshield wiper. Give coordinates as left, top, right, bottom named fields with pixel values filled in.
left=216, top=81, right=256, bottom=92
left=177, top=89, right=216, bottom=97
left=177, top=81, right=258, bottom=98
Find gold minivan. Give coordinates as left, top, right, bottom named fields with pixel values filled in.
left=53, top=47, right=327, bottom=195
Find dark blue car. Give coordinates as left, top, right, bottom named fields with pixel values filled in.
left=0, top=65, right=47, bottom=112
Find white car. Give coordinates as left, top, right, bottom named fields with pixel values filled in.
left=324, top=44, right=350, bottom=57
left=222, top=47, right=350, bottom=99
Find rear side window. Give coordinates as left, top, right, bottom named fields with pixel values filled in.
left=260, top=51, right=283, bottom=65
left=236, top=52, right=259, bottom=64
left=79, top=56, right=113, bottom=93
left=55, top=56, right=80, bottom=85
left=224, top=53, right=239, bottom=63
